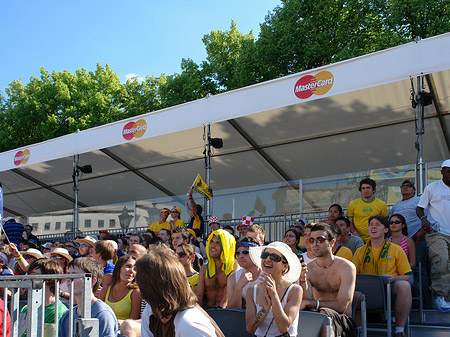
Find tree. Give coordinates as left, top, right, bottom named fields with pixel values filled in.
left=202, top=20, right=255, bottom=91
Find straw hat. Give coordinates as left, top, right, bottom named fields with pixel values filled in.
left=51, top=248, right=73, bottom=262
left=22, top=248, right=44, bottom=260
left=249, top=241, right=301, bottom=283
left=75, top=235, right=97, bottom=247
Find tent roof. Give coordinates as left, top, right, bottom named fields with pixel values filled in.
left=1, top=33, right=450, bottom=217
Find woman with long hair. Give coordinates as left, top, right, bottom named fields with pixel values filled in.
left=99, top=255, right=142, bottom=323
left=176, top=243, right=200, bottom=290
left=389, top=214, right=416, bottom=269
left=246, top=242, right=302, bottom=337
left=283, top=229, right=302, bottom=257
left=325, top=204, right=343, bottom=225
left=136, top=246, right=224, bottom=336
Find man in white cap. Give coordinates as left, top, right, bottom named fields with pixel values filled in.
left=417, top=159, right=450, bottom=312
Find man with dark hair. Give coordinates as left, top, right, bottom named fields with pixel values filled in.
left=353, top=215, right=412, bottom=337
left=58, top=257, right=118, bottom=337
left=23, top=224, right=40, bottom=247
left=336, top=216, right=364, bottom=254
left=185, top=189, right=205, bottom=237
left=301, top=222, right=357, bottom=337
left=245, top=224, right=265, bottom=246
left=129, top=233, right=142, bottom=245
left=2, top=217, right=24, bottom=246
left=417, top=159, right=450, bottom=312
left=347, top=178, right=388, bottom=242
left=158, top=228, right=172, bottom=247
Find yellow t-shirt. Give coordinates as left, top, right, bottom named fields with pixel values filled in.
left=187, top=272, right=199, bottom=290
left=352, top=241, right=412, bottom=276
left=148, top=221, right=170, bottom=232
left=334, top=246, right=353, bottom=262
left=173, top=219, right=185, bottom=228
left=347, top=198, right=388, bottom=242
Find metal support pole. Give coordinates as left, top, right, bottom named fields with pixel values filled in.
left=73, top=154, right=79, bottom=235
left=205, top=123, right=212, bottom=219
left=416, top=76, right=426, bottom=195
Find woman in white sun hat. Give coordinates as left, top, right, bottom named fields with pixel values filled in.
left=246, top=241, right=303, bottom=337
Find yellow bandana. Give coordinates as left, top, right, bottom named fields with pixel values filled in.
left=205, top=229, right=236, bottom=278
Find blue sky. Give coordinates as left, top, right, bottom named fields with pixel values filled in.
left=0, top=0, right=280, bottom=93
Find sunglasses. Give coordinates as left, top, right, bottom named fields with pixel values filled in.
left=291, top=225, right=302, bottom=229
left=235, top=250, right=250, bottom=256
left=65, top=245, right=75, bottom=249
left=400, top=184, right=413, bottom=188
left=308, top=237, right=328, bottom=244
left=79, top=244, right=91, bottom=248
left=260, top=251, right=286, bottom=263
left=171, top=210, right=179, bottom=213
left=389, top=220, right=402, bottom=225
left=177, top=252, right=187, bottom=258
left=51, top=256, right=65, bottom=260
left=23, top=255, right=35, bottom=259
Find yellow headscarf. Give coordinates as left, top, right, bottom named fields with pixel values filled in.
left=205, top=229, right=236, bottom=278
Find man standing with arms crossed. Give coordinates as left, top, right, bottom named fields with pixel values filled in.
left=416, top=159, right=450, bottom=312
left=301, top=223, right=357, bottom=337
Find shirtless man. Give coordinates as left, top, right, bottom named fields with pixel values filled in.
left=226, top=237, right=261, bottom=308
left=195, top=229, right=237, bottom=308
left=301, top=223, right=357, bottom=337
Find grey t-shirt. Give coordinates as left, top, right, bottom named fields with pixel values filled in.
left=340, top=234, right=364, bottom=254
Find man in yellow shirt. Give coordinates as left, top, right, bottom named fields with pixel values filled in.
left=347, top=178, right=388, bottom=242
left=148, top=207, right=171, bottom=232
left=352, top=215, right=412, bottom=337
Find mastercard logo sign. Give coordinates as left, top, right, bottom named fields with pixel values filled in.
left=122, top=119, right=147, bottom=140
left=294, top=71, right=334, bottom=99
left=14, top=149, right=30, bottom=166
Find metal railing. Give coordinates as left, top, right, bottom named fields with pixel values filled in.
left=0, top=273, right=97, bottom=337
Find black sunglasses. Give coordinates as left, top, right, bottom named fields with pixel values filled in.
left=236, top=250, right=250, bottom=256
left=261, top=251, right=286, bottom=263
left=389, top=220, right=402, bottom=225
left=177, top=252, right=187, bottom=258
left=308, top=237, right=328, bottom=244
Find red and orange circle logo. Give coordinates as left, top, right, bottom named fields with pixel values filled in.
left=122, top=119, right=147, bottom=140
left=14, top=149, right=30, bottom=166
left=294, top=71, right=334, bottom=99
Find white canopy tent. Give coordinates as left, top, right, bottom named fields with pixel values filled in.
left=1, top=33, right=449, bottom=219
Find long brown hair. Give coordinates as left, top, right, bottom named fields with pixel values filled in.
left=110, top=255, right=138, bottom=289
left=135, top=247, right=197, bottom=318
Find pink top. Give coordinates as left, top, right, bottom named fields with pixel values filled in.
left=389, top=235, right=408, bottom=257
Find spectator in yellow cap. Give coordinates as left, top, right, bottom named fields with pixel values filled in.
left=169, top=206, right=184, bottom=231
left=148, top=207, right=171, bottom=232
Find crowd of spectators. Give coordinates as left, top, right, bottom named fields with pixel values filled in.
left=1, top=160, right=450, bottom=336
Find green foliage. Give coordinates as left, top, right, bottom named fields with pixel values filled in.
left=1, top=0, right=449, bottom=152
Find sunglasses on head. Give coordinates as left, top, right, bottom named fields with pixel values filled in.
left=177, top=252, right=187, bottom=258
left=308, top=237, right=328, bottom=244
left=389, top=220, right=402, bottom=225
left=235, top=250, right=250, bottom=256
left=261, top=251, right=286, bottom=263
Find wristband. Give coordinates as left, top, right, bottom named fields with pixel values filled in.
left=315, top=300, right=320, bottom=310
left=15, top=255, right=23, bottom=261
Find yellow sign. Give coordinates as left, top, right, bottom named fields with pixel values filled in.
left=191, top=174, right=212, bottom=200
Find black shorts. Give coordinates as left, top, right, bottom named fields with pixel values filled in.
left=319, top=307, right=358, bottom=337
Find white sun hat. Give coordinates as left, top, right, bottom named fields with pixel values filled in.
left=249, top=241, right=301, bottom=283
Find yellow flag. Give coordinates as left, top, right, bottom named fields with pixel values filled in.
left=191, top=174, right=213, bottom=200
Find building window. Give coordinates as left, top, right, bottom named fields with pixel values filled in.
left=98, top=219, right=104, bottom=228
left=109, top=219, right=116, bottom=228
left=55, top=222, right=61, bottom=230
left=84, top=219, right=91, bottom=228
left=65, top=221, right=73, bottom=230
left=32, top=223, right=39, bottom=231
left=44, top=222, right=51, bottom=230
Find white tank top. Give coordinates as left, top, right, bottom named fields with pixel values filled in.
left=254, top=284, right=298, bottom=337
